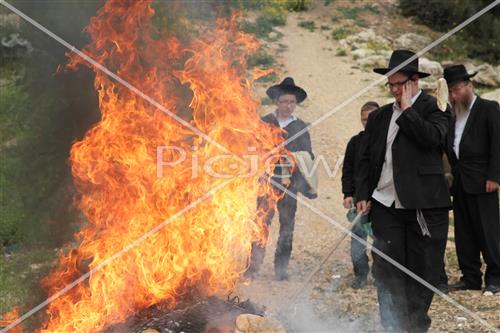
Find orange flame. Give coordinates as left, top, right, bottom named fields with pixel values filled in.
left=0, top=308, right=23, bottom=333
left=35, top=1, right=283, bottom=332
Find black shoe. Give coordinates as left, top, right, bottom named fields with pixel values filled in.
left=351, top=276, right=368, bottom=289
left=436, top=283, right=449, bottom=294
left=449, top=280, right=481, bottom=291
left=483, top=284, right=500, bottom=296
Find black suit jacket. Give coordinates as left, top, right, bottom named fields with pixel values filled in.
left=342, top=131, right=365, bottom=198
left=261, top=113, right=315, bottom=197
left=356, top=91, right=452, bottom=209
left=446, top=96, right=500, bottom=194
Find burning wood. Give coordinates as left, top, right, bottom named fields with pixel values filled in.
left=102, top=296, right=268, bottom=333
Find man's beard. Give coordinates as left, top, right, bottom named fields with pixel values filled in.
left=452, top=94, right=473, bottom=117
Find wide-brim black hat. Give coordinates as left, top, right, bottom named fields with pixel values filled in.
left=373, top=49, right=430, bottom=78
left=443, top=64, right=477, bottom=85
left=266, top=77, right=307, bottom=103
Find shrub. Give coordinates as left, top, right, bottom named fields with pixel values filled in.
left=399, top=0, right=500, bottom=64
left=331, top=27, right=352, bottom=40
left=247, top=50, right=276, bottom=68
left=298, top=20, right=316, bottom=32
left=336, top=48, right=347, bottom=56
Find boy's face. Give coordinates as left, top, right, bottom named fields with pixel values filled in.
left=275, top=94, right=297, bottom=118
left=361, top=107, right=375, bottom=128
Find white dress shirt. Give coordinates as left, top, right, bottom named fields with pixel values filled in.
left=453, top=95, right=477, bottom=159
left=372, top=90, right=422, bottom=209
left=273, top=111, right=297, bottom=128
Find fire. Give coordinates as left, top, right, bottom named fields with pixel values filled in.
left=0, top=308, right=23, bottom=333
left=31, top=1, right=284, bottom=332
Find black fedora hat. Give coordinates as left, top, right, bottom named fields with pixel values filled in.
left=373, top=49, right=430, bottom=78
left=266, top=77, right=307, bottom=103
left=443, top=64, right=477, bottom=85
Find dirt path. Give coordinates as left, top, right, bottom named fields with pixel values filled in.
left=239, top=7, right=387, bottom=332
left=239, top=3, right=499, bottom=333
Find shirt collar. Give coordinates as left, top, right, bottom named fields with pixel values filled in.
left=411, top=89, right=423, bottom=104
left=469, top=95, right=477, bottom=111
left=273, top=110, right=297, bottom=127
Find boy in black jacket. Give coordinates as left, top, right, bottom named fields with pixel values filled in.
left=342, top=101, right=379, bottom=289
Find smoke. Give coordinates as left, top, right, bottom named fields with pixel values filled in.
left=238, top=271, right=379, bottom=333
left=283, top=302, right=370, bottom=332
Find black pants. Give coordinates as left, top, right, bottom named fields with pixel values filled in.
left=453, top=180, right=500, bottom=287
left=371, top=200, right=449, bottom=332
left=247, top=189, right=298, bottom=275
left=351, top=222, right=369, bottom=279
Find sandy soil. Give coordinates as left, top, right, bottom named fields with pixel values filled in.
left=238, top=3, right=500, bottom=333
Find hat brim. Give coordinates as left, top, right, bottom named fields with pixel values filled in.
left=266, top=85, right=307, bottom=103
left=445, top=72, right=478, bottom=85
left=373, top=67, right=431, bottom=78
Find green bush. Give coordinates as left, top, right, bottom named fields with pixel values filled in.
left=336, top=48, right=347, bottom=56
left=0, top=1, right=103, bottom=249
left=331, top=27, right=352, bottom=40
left=248, top=50, right=277, bottom=68
left=399, top=0, right=500, bottom=64
left=298, top=20, right=316, bottom=32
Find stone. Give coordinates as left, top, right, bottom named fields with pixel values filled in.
left=481, top=88, right=500, bottom=101
left=235, top=314, right=286, bottom=333
left=419, top=79, right=437, bottom=92
left=357, top=55, right=388, bottom=69
left=351, top=48, right=375, bottom=60
left=341, top=29, right=391, bottom=52
left=470, top=64, right=500, bottom=87
left=394, top=33, right=432, bottom=51
left=420, top=57, right=443, bottom=76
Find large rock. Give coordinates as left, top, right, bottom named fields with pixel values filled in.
left=351, top=48, right=375, bottom=59
left=340, top=29, right=391, bottom=52
left=419, top=57, right=443, bottom=76
left=235, top=314, right=286, bottom=333
left=481, top=88, right=500, bottom=101
left=394, top=33, right=432, bottom=51
left=419, top=79, right=437, bottom=92
left=468, top=64, right=500, bottom=87
left=358, top=55, right=388, bottom=69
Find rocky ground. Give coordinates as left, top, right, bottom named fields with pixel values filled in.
left=239, top=1, right=500, bottom=332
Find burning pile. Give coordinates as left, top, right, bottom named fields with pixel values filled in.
left=2, top=1, right=287, bottom=332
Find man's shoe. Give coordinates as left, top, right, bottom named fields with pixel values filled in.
left=483, top=284, right=500, bottom=296
left=449, top=280, right=481, bottom=291
left=436, top=283, right=449, bottom=294
left=351, top=276, right=368, bottom=289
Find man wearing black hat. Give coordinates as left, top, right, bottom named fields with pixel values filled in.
left=246, top=77, right=314, bottom=281
left=443, top=65, right=500, bottom=296
left=356, top=50, right=451, bottom=332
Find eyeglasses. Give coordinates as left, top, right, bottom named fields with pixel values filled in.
left=385, top=78, right=410, bottom=89
left=277, top=100, right=297, bottom=105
